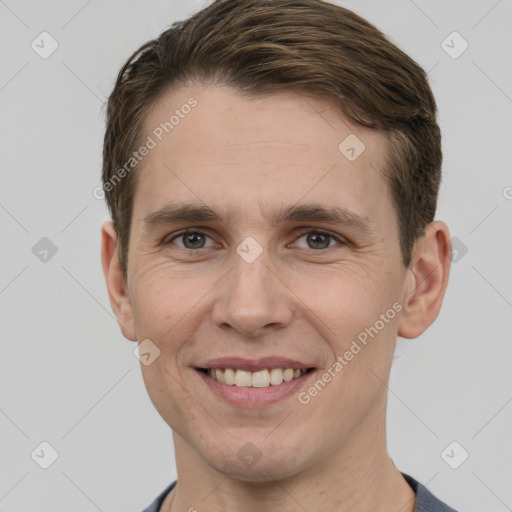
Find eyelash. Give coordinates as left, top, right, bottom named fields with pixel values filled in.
left=165, top=228, right=346, bottom=254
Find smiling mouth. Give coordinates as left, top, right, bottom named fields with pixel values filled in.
left=196, top=367, right=315, bottom=388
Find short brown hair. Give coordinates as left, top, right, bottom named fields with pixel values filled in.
left=102, top=0, right=441, bottom=276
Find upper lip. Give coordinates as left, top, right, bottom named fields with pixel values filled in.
left=197, top=356, right=315, bottom=372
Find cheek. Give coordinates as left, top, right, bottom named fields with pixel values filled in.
left=130, top=263, right=206, bottom=340
left=294, top=263, right=401, bottom=344
left=132, top=270, right=207, bottom=428
left=140, top=360, right=203, bottom=439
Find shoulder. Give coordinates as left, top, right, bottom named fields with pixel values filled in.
left=402, top=473, right=458, bottom=512
left=141, top=481, right=177, bottom=512
left=143, top=477, right=459, bottom=512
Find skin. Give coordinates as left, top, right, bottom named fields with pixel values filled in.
left=102, top=83, right=451, bottom=512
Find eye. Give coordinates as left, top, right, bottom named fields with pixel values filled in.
left=164, top=228, right=346, bottom=253
left=293, top=229, right=344, bottom=251
left=166, top=230, right=216, bottom=250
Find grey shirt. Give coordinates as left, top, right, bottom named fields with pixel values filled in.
left=142, top=473, right=457, bottom=511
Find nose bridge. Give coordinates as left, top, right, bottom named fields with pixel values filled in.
left=212, top=243, right=292, bottom=336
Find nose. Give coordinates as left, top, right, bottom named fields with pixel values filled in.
left=211, top=249, right=293, bottom=338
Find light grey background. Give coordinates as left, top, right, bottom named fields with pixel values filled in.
left=0, top=0, right=511, bottom=510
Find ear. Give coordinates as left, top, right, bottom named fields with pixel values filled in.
left=101, top=220, right=136, bottom=341
left=398, top=221, right=451, bottom=339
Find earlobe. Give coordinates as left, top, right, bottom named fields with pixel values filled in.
left=397, top=221, right=452, bottom=339
left=101, top=220, right=137, bottom=341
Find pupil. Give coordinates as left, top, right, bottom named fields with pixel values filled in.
left=308, top=232, right=329, bottom=249
left=181, top=232, right=330, bottom=250
left=184, top=232, right=205, bottom=249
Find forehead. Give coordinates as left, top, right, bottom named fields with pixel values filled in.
left=133, top=83, right=392, bottom=227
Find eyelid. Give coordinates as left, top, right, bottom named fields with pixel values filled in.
left=165, top=227, right=347, bottom=251
left=165, top=228, right=218, bottom=249
left=291, top=228, right=347, bottom=250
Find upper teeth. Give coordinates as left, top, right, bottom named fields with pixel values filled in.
left=207, top=368, right=307, bottom=387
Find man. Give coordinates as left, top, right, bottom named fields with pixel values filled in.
left=100, top=0, right=456, bottom=510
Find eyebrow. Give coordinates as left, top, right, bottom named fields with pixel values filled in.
left=143, top=202, right=375, bottom=234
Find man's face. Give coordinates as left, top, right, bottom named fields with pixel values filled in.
left=121, top=84, right=410, bottom=480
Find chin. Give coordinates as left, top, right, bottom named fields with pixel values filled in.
left=200, top=433, right=310, bottom=483
left=209, top=457, right=304, bottom=484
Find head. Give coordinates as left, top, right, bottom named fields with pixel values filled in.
left=101, top=0, right=450, bottom=482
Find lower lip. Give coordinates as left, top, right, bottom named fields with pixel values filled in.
left=196, top=369, right=316, bottom=408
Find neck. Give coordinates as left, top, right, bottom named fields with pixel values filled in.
left=163, top=418, right=416, bottom=512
